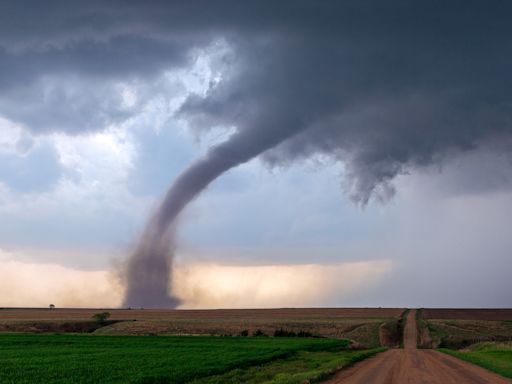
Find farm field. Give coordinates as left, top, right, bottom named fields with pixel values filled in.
left=0, top=333, right=379, bottom=384
left=2, top=308, right=512, bottom=383
left=423, top=308, right=512, bottom=321
left=418, top=308, right=512, bottom=349
left=0, top=307, right=404, bottom=348
left=0, top=307, right=404, bottom=320
left=190, top=348, right=384, bottom=384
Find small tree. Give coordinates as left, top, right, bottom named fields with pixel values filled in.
left=253, top=329, right=266, bottom=337
left=49, top=304, right=55, bottom=310
left=92, top=312, right=111, bottom=325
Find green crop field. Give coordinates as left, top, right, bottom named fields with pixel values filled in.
left=191, top=348, right=383, bottom=384
left=0, top=333, right=379, bottom=384
left=439, top=342, right=512, bottom=379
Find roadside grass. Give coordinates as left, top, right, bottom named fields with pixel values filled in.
left=439, top=342, right=512, bottom=379
left=339, top=321, right=382, bottom=348
left=0, top=333, right=355, bottom=383
left=415, top=309, right=435, bottom=349
left=397, top=309, right=409, bottom=348
left=377, top=308, right=408, bottom=349
left=190, top=348, right=385, bottom=384
left=379, top=317, right=404, bottom=348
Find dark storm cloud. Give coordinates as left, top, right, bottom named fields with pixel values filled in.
left=3, top=2, right=512, bottom=175
left=3, top=1, right=512, bottom=306
left=175, top=1, right=512, bottom=201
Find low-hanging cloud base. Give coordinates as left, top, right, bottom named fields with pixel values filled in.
left=0, top=250, right=392, bottom=309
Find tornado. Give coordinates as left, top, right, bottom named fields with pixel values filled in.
left=123, top=120, right=304, bottom=308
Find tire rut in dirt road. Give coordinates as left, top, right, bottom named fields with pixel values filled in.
left=323, top=309, right=512, bottom=384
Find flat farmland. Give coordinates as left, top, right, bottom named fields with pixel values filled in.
left=0, top=307, right=404, bottom=320
left=419, top=308, right=512, bottom=349
left=423, top=308, right=512, bottom=321
left=0, top=308, right=404, bottom=347
left=0, top=333, right=381, bottom=384
left=3, top=308, right=512, bottom=383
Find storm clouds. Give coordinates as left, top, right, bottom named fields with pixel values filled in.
left=2, top=1, right=511, bottom=200
left=1, top=1, right=512, bottom=307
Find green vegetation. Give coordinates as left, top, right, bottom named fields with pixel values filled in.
left=273, top=328, right=315, bottom=338
left=439, top=342, right=512, bottom=379
left=0, top=333, right=361, bottom=383
left=428, top=321, right=449, bottom=347
left=191, top=348, right=384, bottom=384
left=415, top=308, right=432, bottom=348
left=92, top=311, right=111, bottom=324
left=397, top=309, right=409, bottom=348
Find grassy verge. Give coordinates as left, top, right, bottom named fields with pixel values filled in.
left=398, top=309, right=409, bottom=348
left=0, top=333, right=354, bottom=383
left=439, top=342, right=512, bottom=379
left=340, top=321, right=383, bottom=348
left=190, top=348, right=385, bottom=384
left=415, top=308, right=433, bottom=348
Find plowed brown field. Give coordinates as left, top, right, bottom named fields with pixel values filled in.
left=423, top=309, right=512, bottom=321
left=0, top=307, right=404, bottom=321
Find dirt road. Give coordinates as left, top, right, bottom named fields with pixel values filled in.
left=325, top=309, right=511, bottom=384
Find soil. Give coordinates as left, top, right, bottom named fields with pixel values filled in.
left=423, top=309, right=512, bottom=321
left=324, top=310, right=512, bottom=384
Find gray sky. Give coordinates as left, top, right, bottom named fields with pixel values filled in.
left=0, top=0, right=511, bottom=308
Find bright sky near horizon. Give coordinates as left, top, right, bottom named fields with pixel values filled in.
left=1, top=1, right=512, bottom=308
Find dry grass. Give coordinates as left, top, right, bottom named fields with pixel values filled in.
left=0, top=308, right=404, bottom=347
left=427, top=320, right=512, bottom=349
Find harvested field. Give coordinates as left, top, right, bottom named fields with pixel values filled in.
left=0, top=307, right=404, bottom=321
left=427, top=320, right=512, bottom=349
left=0, top=307, right=404, bottom=347
left=416, top=309, right=512, bottom=349
left=423, top=309, right=512, bottom=321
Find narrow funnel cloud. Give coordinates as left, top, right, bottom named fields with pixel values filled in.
left=123, top=121, right=303, bottom=307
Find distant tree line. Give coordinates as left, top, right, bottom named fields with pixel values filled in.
left=237, top=328, right=316, bottom=338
